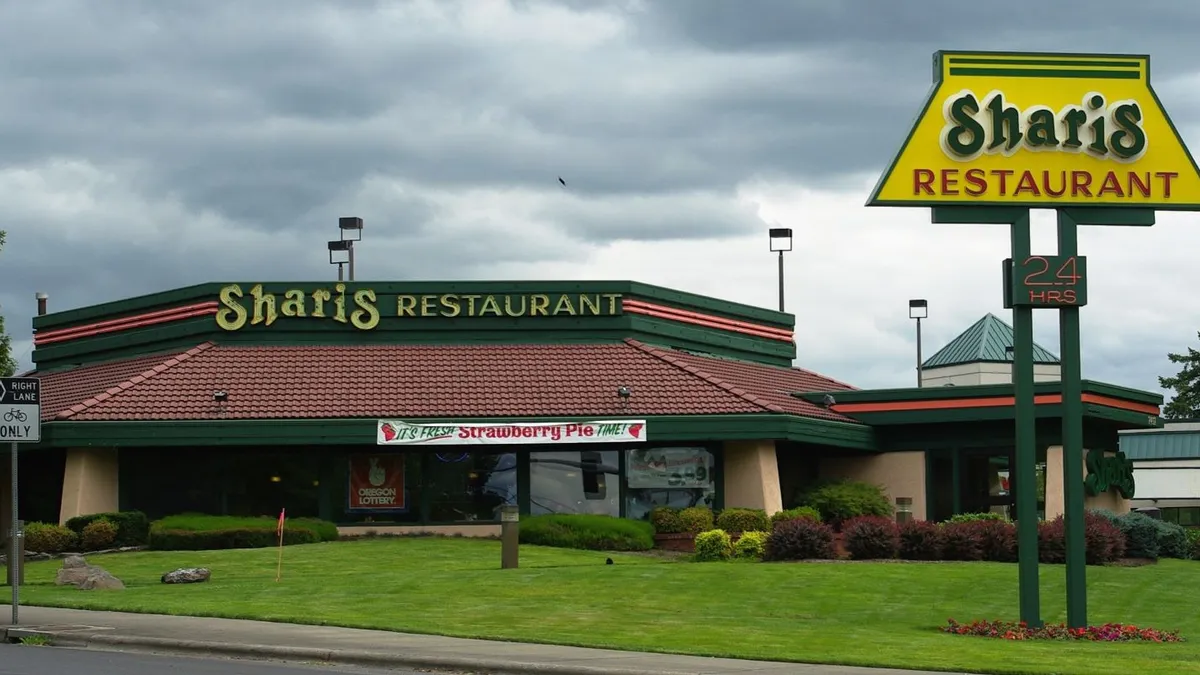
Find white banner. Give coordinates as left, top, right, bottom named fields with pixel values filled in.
left=377, top=419, right=647, bottom=446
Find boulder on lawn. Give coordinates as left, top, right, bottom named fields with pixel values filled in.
left=161, top=567, right=211, bottom=584
left=54, top=555, right=124, bottom=590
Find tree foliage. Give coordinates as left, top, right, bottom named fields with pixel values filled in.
left=0, top=230, right=16, bottom=376
left=1159, top=332, right=1200, bottom=419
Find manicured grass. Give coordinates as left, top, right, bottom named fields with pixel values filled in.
left=17, top=537, right=1200, bottom=675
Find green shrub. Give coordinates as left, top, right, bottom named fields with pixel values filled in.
left=800, top=480, right=892, bottom=529
left=648, top=507, right=685, bottom=534
left=947, top=512, right=1008, bottom=524
left=898, top=520, right=944, bottom=560
left=1186, top=529, right=1200, bottom=560
left=715, top=508, right=770, bottom=533
left=677, top=507, right=715, bottom=534
left=65, top=511, right=150, bottom=547
left=23, top=522, right=78, bottom=554
left=770, top=506, right=821, bottom=527
left=733, top=530, right=769, bottom=560
left=80, top=518, right=119, bottom=551
left=1113, top=512, right=1161, bottom=560
left=151, top=514, right=339, bottom=542
left=693, top=529, right=734, bottom=561
left=149, top=527, right=320, bottom=551
left=1153, top=520, right=1190, bottom=559
left=764, top=518, right=836, bottom=561
left=518, top=514, right=654, bottom=551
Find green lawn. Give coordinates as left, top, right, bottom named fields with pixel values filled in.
left=15, top=538, right=1200, bottom=675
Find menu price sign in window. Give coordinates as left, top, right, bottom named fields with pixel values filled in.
left=626, top=447, right=713, bottom=489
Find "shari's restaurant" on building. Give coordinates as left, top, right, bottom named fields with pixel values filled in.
left=0, top=279, right=1162, bottom=536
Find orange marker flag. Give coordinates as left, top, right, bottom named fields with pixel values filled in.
left=275, top=508, right=286, bottom=582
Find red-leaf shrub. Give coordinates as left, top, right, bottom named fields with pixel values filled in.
left=940, top=521, right=985, bottom=561
left=842, top=516, right=900, bottom=560
left=764, top=518, right=836, bottom=561
left=975, top=520, right=1018, bottom=562
left=1037, top=513, right=1127, bottom=565
left=1085, top=511, right=1126, bottom=564
left=1038, top=518, right=1066, bottom=564
left=943, top=618, right=1183, bottom=642
left=898, top=520, right=944, bottom=560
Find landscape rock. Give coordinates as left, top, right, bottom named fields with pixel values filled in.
left=53, top=555, right=124, bottom=590
left=161, top=567, right=211, bottom=584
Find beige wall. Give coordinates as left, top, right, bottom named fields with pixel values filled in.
left=722, top=440, right=782, bottom=515
left=59, top=447, right=120, bottom=525
left=921, top=362, right=1061, bottom=388
left=818, top=451, right=927, bottom=520
left=1045, top=445, right=1130, bottom=519
left=338, top=524, right=501, bottom=538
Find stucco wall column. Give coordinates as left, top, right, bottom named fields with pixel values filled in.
left=722, top=440, right=782, bottom=515
left=1045, top=445, right=1130, bottom=520
left=817, top=451, right=927, bottom=521
left=59, top=447, right=120, bottom=525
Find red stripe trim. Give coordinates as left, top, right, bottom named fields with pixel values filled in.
left=622, top=299, right=793, bottom=342
left=833, top=393, right=1159, bottom=416
left=34, top=302, right=220, bottom=346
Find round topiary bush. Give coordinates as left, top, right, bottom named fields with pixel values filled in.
left=764, top=518, right=836, bottom=561
left=648, top=507, right=685, bottom=534
left=733, top=530, right=769, bottom=560
left=842, top=515, right=900, bottom=560
left=693, top=529, right=734, bottom=561
left=1153, top=520, right=1189, bottom=559
left=715, top=508, right=770, bottom=533
left=1115, top=512, right=1161, bottom=560
left=81, top=518, right=119, bottom=551
left=677, top=507, right=715, bottom=534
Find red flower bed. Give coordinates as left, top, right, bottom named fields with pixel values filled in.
left=943, top=618, right=1184, bottom=642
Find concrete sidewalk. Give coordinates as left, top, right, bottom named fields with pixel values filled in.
left=2, top=605, right=959, bottom=675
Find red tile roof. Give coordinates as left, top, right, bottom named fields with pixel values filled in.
left=30, top=340, right=859, bottom=423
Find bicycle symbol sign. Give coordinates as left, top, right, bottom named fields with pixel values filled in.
left=0, top=377, right=41, bottom=443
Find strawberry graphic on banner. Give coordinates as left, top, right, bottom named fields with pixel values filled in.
left=376, top=420, right=648, bottom=445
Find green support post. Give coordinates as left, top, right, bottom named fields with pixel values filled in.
left=1010, top=210, right=1042, bottom=628
left=1057, top=210, right=1088, bottom=628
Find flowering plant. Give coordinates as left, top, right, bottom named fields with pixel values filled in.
left=943, top=619, right=1183, bottom=642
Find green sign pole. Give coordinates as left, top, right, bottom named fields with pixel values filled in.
left=1056, top=209, right=1088, bottom=629
left=1009, top=211, right=1042, bottom=628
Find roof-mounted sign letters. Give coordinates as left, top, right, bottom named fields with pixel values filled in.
left=867, top=52, right=1200, bottom=208
left=215, top=283, right=623, bottom=331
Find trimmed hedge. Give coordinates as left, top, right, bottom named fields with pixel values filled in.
left=1186, top=528, right=1200, bottom=560
left=733, top=530, right=769, bottom=560
left=898, top=520, right=944, bottom=561
left=81, top=518, right=119, bottom=551
left=65, top=511, right=150, bottom=548
left=649, top=506, right=685, bottom=534
left=148, top=514, right=339, bottom=551
left=843, top=516, right=900, bottom=560
left=519, top=514, right=654, bottom=551
left=1153, top=520, right=1190, bottom=559
left=23, top=522, right=78, bottom=554
left=946, top=512, right=1008, bottom=524
left=715, top=508, right=770, bottom=533
left=677, top=507, right=715, bottom=534
left=770, top=506, right=822, bottom=527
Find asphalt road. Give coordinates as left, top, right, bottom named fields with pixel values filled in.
left=0, top=644, right=444, bottom=675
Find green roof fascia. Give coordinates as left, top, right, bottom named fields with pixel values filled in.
left=35, top=413, right=877, bottom=451
left=796, top=379, right=1163, bottom=407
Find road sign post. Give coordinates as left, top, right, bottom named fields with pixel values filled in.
left=2, top=376, right=41, bottom=626
left=869, top=51, right=1200, bottom=629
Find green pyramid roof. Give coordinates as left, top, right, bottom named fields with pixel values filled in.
left=923, top=313, right=1060, bottom=369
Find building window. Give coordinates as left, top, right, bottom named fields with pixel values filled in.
left=427, top=451, right=517, bottom=522
left=1162, top=507, right=1200, bottom=527
left=530, top=450, right=620, bottom=517
left=625, top=447, right=715, bottom=521
left=338, top=453, right=423, bottom=524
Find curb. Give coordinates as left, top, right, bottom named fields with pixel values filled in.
left=4, top=628, right=699, bottom=675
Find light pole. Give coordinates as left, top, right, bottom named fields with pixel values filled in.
left=768, top=227, right=792, bottom=312
left=909, top=299, right=928, bottom=387
left=327, top=217, right=364, bottom=281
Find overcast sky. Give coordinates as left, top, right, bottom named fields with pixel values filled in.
left=2, top=0, right=1199, bottom=398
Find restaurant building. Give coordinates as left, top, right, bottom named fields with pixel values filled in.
left=0, top=280, right=1162, bottom=536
